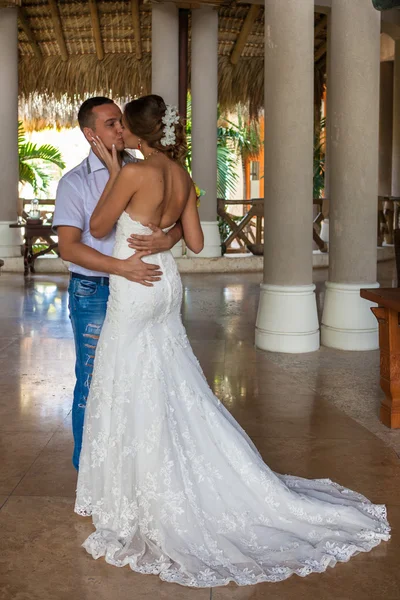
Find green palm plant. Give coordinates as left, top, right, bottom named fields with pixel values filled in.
left=18, top=121, right=65, bottom=194
left=184, top=96, right=242, bottom=199
left=218, top=106, right=263, bottom=198
left=313, top=118, right=326, bottom=199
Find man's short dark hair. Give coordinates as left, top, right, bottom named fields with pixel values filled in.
left=78, top=97, right=114, bottom=130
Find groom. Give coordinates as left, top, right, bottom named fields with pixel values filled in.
left=53, top=97, right=183, bottom=470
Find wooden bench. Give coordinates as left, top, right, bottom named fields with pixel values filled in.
left=361, top=288, right=400, bottom=429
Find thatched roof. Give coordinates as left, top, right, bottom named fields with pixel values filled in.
left=16, top=0, right=328, bottom=130
left=373, top=0, right=400, bottom=9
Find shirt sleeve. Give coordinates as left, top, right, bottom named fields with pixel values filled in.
left=52, top=177, right=84, bottom=230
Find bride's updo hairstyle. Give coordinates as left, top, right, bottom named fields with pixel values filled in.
left=124, top=95, right=187, bottom=166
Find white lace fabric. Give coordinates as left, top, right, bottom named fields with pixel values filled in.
left=75, top=212, right=391, bottom=588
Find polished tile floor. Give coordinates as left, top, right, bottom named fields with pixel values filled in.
left=1, top=266, right=400, bottom=599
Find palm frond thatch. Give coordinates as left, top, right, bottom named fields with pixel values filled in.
left=17, top=2, right=327, bottom=131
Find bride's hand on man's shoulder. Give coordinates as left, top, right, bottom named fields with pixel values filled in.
left=127, top=223, right=174, bottom=254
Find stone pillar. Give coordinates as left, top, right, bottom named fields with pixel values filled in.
left=0, top=8, right=21, bottom=259
left=379, top=61, right=394, bottom=197
left=151, top=3, right=179, bottom=105
left=255, top=0, right=319, bottom=353
left=189, top=7, right=221, bottom=258
left=321, top=0, right=381, bottom=350
left=151, top=2, right=181, bottom=256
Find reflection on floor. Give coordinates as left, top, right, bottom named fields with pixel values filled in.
left=0, top=264, right=399, bottom=599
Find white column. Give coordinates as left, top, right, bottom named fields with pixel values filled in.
left=189, top=6, right=221, bottom=258
left=255, top=0, right=319, bottom=353
left=321, top=0, right=381, bottom=350
left=151, top=3, right=179, bottom=106
left=0, top=8, right=21, bottom=259
left=151, top=3, right=182, bottom=258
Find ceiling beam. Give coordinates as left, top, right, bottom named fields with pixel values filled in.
left=230, top=5, right=260, bottom=65
left=131, top=0, right=142, bottom=59
left=236, top=0, right=332, bottom=9
left=314, top=41, right=327, bottom=62
left=48, top=0, right=68, bottom=62
left=315, top=0, right=331, bottom=13
left=88, top=0, right=104, bottom=60
left=314, top=14, right=327, bottom=38
left=18, top=6, right=42, bottom=61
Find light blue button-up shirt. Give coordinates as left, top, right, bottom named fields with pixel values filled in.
left=53, top=150, right=135, bottom=277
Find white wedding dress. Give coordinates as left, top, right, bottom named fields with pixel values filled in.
left=75, top=211, right=390, bottom=587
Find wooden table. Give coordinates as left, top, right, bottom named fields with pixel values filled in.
left=361, top=288, right=400, bottom=428
left=9, top=221, right=58, bottom=276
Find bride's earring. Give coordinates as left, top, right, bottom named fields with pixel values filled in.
left=137, top=139, right=142, bottom=151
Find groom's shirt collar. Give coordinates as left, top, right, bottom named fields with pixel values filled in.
left=87, top=149, right=138, bottom=174
left=87, top=149, right=105, bottom=174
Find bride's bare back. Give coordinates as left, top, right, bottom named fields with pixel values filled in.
left=124, top=153, right=193, bottom=229
left=90, top=144, right=203, bottom=255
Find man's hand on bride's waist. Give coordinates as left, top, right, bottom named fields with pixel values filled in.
left=127, top=223, right=176, bottom=254
left=116, top=251, right=163, bottom=286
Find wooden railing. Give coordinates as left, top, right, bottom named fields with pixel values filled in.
left=218, top=197, right=329, bottom=255
left=217, top=197, right=264, bottom=255
left=21, top=197, right=396, bottom=257
left=218, top=197, right=396, bottom=255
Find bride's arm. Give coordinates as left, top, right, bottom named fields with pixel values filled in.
left=89, top=140, right=141, bottom=238
left=180, top=185, right=204, bottom=254
left=90, top=163, right=141, bottom=238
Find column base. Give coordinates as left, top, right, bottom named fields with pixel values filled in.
left=187, top=221, right=221, bottom=258
left=321, top=281, right=379, bottom=350
left=171, top=240, right=184, bottom=258
left=0, top=221, right=22, bottom=258
left=255, top=284, right=320, bottom=353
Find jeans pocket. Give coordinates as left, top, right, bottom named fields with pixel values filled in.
left=74, top=280, right=98, bottom=298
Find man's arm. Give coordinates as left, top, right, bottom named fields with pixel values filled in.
left=127, top=222, right=183, bottom=253
left=58, top=227, right=163, bottom=286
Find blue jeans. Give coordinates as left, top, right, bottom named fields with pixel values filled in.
left=68, top=276, right=109, bottom=470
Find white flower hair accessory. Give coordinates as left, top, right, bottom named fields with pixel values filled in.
left=161, top=105, right=180, bottom=147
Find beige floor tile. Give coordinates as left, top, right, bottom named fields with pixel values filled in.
left=13, top=427, right=76, bottom=497
left=184, top=321, right=227, bottom=341
left=0, top=496, right=9, bottom=509
left=251, top=436, right=400, bottom=505
left=210, top=374, right=314, bottom=402
left=221, top=392, right=374, bottom=440
left=0, top=432, right=53, bottom=495
left=0, top=337, right=18, bottom=354
left=0, top=496, right=210, bottom=600
left=0, top=391, right=71, bottom=432
left=191, top=339, right=226, bottom=363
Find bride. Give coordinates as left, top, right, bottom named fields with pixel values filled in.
left=75, top=94, right=390, bottom=588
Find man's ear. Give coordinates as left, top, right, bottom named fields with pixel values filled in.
left=82, top=127, right=95, bottom=144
